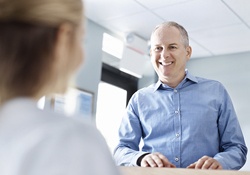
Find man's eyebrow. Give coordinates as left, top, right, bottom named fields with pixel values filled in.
left=152, top=43, right=178, bottom=46
left=152, top=43, right=161, bottom=45
left=151, top=44, right=161, bottom=48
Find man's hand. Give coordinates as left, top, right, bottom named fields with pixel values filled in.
left=187, top=156, right=222, bottom=170
left=140, top=152, right=176, bottom=168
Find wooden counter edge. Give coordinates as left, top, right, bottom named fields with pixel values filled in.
left=119, top=166, right=250, bottom=175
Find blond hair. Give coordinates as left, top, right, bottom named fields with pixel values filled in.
left=0, top=0, right=83, bottom=26
left=0, top=0, right=83, bottom=103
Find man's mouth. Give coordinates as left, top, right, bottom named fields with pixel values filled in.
left=159, top=61, right=173, bottom=66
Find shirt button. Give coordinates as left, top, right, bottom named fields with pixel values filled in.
left=175, top=157, right=179, bottom=162
left=174, top=89, right=178, bottom=93
left=176, top=133, right=180, bottom=138
left=174, top=110, right=179, bottom=114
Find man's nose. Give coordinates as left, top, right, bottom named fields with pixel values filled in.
left=161, top=48, right=170, bottom=58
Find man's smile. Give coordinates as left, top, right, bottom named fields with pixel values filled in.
left=159, top=61, right=174, bottom=66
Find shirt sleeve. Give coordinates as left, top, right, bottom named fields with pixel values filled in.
left=213, top=86, right=248, bottom=170
left=113, top=93, right=148, bottom=166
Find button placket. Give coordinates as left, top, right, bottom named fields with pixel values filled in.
left=173, top=88, right=181, bottom=167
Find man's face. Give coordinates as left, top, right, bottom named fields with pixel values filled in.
left=150, top=26, right=191, bottom=85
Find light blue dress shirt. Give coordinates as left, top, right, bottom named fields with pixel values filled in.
left=113, top=70, right=247, bottom=170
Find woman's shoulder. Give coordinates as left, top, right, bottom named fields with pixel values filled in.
left=0, top=98, right=100, bottom=142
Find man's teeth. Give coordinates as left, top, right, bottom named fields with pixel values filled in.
left=161, top=62, right=173, bottom=66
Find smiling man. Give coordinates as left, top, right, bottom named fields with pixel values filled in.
left=113, top=21, right=247, bottom=170
left=150, top=22, right=191, bottom=88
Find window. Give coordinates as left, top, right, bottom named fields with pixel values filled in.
left=96, top=82, right=127, bottom=153
left=102, top=33, right=123, bottom=59
left=96, top=63, right=138, bottom=153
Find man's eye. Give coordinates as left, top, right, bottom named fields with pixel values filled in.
left=170, top=46, right=177, bottom=49
left=154, top=47, right=162, bottom=51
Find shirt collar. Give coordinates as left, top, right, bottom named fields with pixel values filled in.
left=153, top=69, right=198, bottom=92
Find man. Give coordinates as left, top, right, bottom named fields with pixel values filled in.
left=113, top=21, right=247, bottom=170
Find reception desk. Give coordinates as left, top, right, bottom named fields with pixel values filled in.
left=119, top=166, right=250, bottom=175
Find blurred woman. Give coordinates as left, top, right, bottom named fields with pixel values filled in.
left=0, top=0, right=120, bottom=174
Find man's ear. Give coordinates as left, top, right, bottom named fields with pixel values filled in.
left=186, top=46, right=192, bottom=60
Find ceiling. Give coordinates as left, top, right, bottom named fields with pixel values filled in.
left=84, top=0, right=250, bottom=59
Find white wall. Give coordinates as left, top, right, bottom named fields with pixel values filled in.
left=75, top=19, right=156, bottom=119
left=186, top=51, right=250, bottom=171
left=74, top=19, right=119, bottom=121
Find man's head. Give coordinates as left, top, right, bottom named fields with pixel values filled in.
left=150, top=21, right=189, bottom=48
left=150, top=21, right=192, bottom=87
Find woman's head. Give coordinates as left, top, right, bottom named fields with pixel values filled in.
left=0, top=0, right=84, bottom=103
